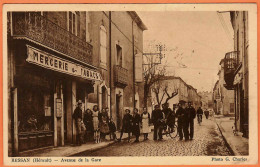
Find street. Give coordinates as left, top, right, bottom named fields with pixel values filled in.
left=74, top=117, right=232, bottom=156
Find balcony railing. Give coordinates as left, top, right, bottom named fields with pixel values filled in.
left=224, top=51, right=238, bottom=90
left=11, top=12, right=92, bottom=64
left=114, top=65, right=128, bottom=87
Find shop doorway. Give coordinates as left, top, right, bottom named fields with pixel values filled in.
left=102, top=86, right=108, bottom=109
left=116, top=95, right=121, bottom=130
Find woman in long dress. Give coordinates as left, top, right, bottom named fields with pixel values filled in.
left=99, top=108, right=110, bottom=140
left=141, top=107, right=151, bottom=140
left=83, top=109, right=94, bottom=142
left=92, top=105, right=100, bottom=143
left=118, top=109, right=132, bottom=142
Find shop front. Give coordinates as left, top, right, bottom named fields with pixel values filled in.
left=11, top=42, right=101, bottom=155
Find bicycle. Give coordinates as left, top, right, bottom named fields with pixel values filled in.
left=160, top=119, right=178, bottom=139
left=197, top=114, right=202, bottom=126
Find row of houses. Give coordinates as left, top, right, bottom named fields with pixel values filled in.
left=212, top=11, right=248, bottom=138
left=150, top=76, right=202, bottom=110
left=7, top=11, right=147, bottom=155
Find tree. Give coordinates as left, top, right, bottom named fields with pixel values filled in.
left=142, top=40, right=184, bottom=108
left=152, top=78, right=179, bottom=107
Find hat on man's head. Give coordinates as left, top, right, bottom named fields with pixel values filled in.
left=179, top=100, right=186, bottom=104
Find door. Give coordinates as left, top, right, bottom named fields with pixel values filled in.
left=116, top=95, right=121, bottom=130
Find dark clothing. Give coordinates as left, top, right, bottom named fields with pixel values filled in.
left=121, top=113, right=132, bottom=133
left=197, top=108, right=203, bottom=115
left=73, top=107, right=83, bottom=120
left=73, top=106, right=83, bottom=145
left=83, top=112, right=94, bottom=132
left=197, top=108, right=203, bottom=122
left=186, top=106, right=196, bottom=139
left=162, top=108, right=172, bottom=119
left=109, top=121, right=116, bottom=133
left=166, top=111, right=175, bottom=127
left=204, top=110, right=209, bottom=119
left=175, top=107, right=185, bottom=140
left=119, top=113, right=132, bottom=142
left=152, top=109, right=164, bottom=140
left=109, top=121, right=117, bottom=140
left=132, top=113, right=141, bottom=141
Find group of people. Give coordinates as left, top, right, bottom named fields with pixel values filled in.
left=72, top=100, right=117, bottom=145
left=72, top=100, right=151, bottom=145
left=72, top=99, right=207, bottom=146
left=152, top=101, right=206, bottom=141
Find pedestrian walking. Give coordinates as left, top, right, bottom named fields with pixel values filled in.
left=118, top=109, right=132, bottom=142
left=83, top=109, right=94, bottom=142
left=197, top=107, right=203, bottom=123
left=141, top=107, right=151, bottom=140
left=72, top=100, right=83, bottom=146
left=99, top=108, right=110, bottom=141
left=204, top=109, right=209, bottom=119
left=175, top=102, right=185, bottom=141
left=92, top=105, right=100, bottom=143
left=186, top=101, right=196, bottom=140
left=151, top=105, right=164, bottom=140
left=132, top=108, right=141, bottom=142
left=108, top=117, right=117, bottom=141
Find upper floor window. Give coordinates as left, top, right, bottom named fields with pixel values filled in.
left=100, top=25, right=107, bottom=66
left=116, top=44, right=122, bottom=67
left=68, top=11, right=79, bottom=36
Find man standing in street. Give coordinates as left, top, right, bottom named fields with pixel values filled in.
left=182, top=101, right=190, bottom=141
left=162, top=103, right=172, bottom=119
left=175, top=102, right=185, bottom=140
left=151, top=105, right=164, bottom=140
left=186, top=101, right=196, bottom=140
left=72, top=100, right=83, bottom=146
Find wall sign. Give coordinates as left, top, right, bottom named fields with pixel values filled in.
left=26, top=45, right=102, bottom=81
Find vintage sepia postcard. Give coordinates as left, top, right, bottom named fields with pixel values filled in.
left=1, top=2, right=258, bottom=166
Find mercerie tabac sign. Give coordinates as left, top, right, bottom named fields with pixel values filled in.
left=26, top=45, right=102, bottom=81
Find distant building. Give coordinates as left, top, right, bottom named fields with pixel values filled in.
left=212, top=80, right=222, bottom=115
left=215, top=59, right=235, bottom=116
left=150, top=76, right=201, bottom=110
left=198, top=91, right=213, bottom=110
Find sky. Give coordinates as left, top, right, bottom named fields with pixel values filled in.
left=137, top=11, right=234, bottom=92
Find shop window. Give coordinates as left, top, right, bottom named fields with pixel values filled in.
left=18, top=86, right=53, bottom=133
left=100, top=25, right=107, bottom=67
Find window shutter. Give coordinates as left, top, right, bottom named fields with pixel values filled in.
left=135, top=53, right=143, bottom=82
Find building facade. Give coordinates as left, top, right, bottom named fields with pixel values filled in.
left=198, top=91, right=213, bottom=111
left=223, top=11, right=249, bottom=137
left=87, top=11, right=147, bottom=130
left=151, top=76, right=201, bottom=110
left=215, top=59, right=235, bottom=116
left=7, top=11, right=146, bottom=156
left=212, top=80, right=222, bottom=115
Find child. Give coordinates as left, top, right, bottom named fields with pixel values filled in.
left=108, top=117, right=117, bottom=141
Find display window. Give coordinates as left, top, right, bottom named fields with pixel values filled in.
left=16, top=73, right=55, bottom=151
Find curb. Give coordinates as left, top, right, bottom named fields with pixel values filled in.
left=69, top=135, right=136, bottom=156
left=214, top=119, right=236, bottom=156
left=69, top=141, right=116, bottom=156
